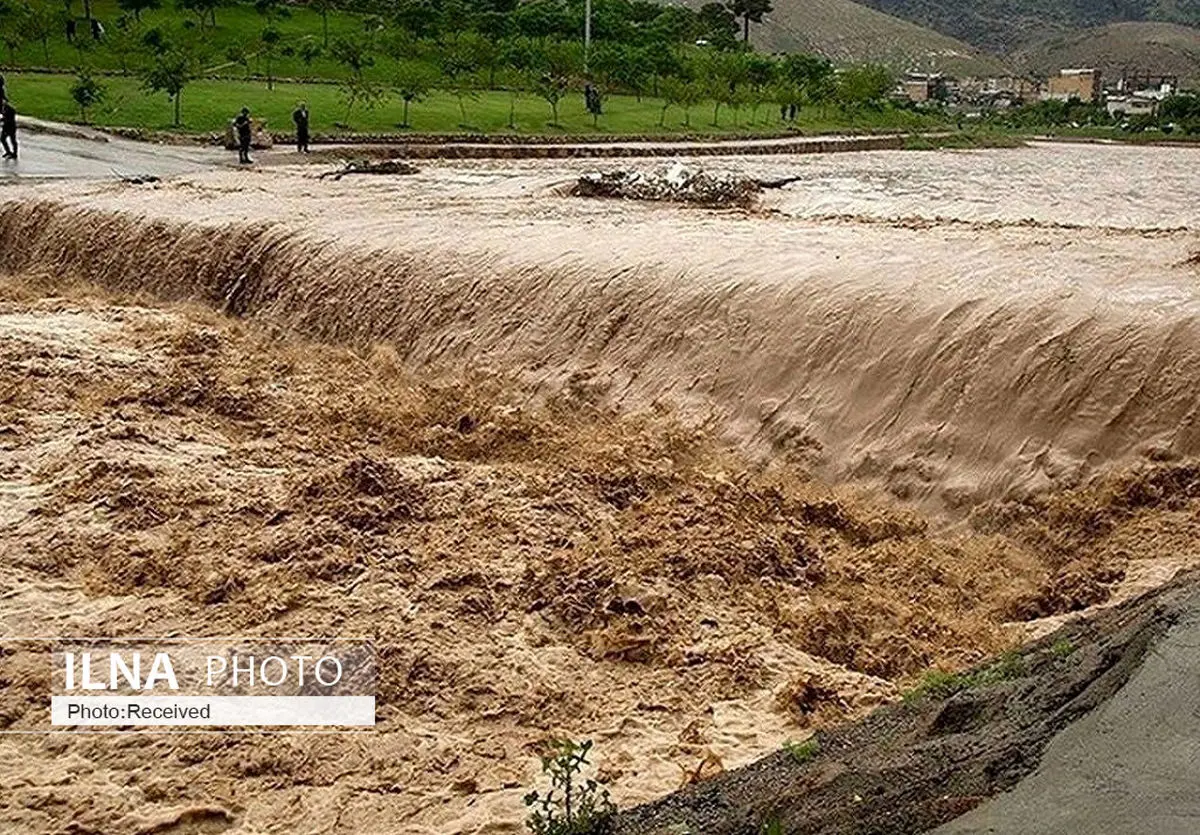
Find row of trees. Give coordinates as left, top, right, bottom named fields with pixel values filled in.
left=1, top=0, right=906, bottom=129
left=131, top=25, right=895, bottom=129
left=0, top=0, right=774, bottom=64
left=993, top=94, right=1200, bottom=136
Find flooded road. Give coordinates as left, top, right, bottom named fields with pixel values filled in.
left=0, top=122, right=225, bottom=180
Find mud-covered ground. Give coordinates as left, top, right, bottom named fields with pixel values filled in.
left=2, top=271, right=1200, bottom=834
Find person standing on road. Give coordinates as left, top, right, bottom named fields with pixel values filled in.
left=292, top=102, right=310, bottom=153
left=234, top=107, right=253, bottom=164
left=2, top=100, right=18, bottom=160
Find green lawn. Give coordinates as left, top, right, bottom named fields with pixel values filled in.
left=11, top=71, right=949, bottom=137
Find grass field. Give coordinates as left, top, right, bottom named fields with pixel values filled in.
left=10, top=71, right=950, bottom=136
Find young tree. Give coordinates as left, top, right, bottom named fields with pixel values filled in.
left=499, top=67, right=530, bottom=130
left=70, top=67, right=105, bottom=122
left=744, top=52, right=776, bottom=123
left=330, top=36, right=380, bottom=126
left=117, top=0, right=160, bottom=23
left=338, top=75, right=384, bottom=127
left=107, top=15, right=141, bottom=72
left=141, top=46, right=196, bottom=126
left=259, top=25, right=282, bottom=89
left=253, top=0, right=288, bottom=23
left=458, top=31, right=501, bottom=88
left=784, top=53, right=835, bottom=114
left=440, top=43, right=479, bottom=127
left=837, top=64, right=894, bottom=111
left=728, top=0, right=772, bottom=44
left=393, top=0, right=438, bottom=38
left=330, top=34, right=372, bottom=81
left=700, top=50, right=746, bottom=126
left=224, top=41, right=250, bottom=77
left=659, top=75, right=682, bottom=126
left=19, top=0, right=55, bottom=64
left=0, top=9, right=25, bottom=65
left=311, top=0, right=333, bottom=47
left=661, top=75, right=703, bottom=128
left=696, top=2, right=737, bottom=49
left=298, top=39, right=322, bottom=72
left=393, top=61, right=434, bottom=128
left=535, top=69, right=567, bottom=127
left=532, top=42, right=577, bottom=128
left=174, top=0, right=220, bottom=29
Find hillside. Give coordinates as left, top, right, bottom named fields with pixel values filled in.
left=852, top=0, right=1200, bottom=53
left=674, top=0, right=1008, bottom=75
left=1016, top=22, right=1200, bottom=85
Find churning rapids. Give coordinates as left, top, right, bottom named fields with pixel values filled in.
left=6, top=141, right=1200, bottom=509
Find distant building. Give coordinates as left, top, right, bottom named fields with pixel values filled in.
left=1106, top=94, right=1159, bottom=117
left=899, top=73, right=948, bottom=104
left=1046, top=68, right=1102, bottom=103
left=958, top=75, right=1043, bottom=108
left=1114, top=73, right=1179, bottom=97
left=1103, top=74, right=1178, bottom=116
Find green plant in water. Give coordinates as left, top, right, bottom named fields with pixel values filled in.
left=525, top=739, right=616, bottom=835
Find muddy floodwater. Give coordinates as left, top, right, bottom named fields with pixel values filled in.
left=1, top=141, right=1199, bottom=834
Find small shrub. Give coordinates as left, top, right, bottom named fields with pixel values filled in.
left=525, top=739, right=616, bottom=835
left=904, top=668, right=972, bottom=701
left=782, top=737, right=819, bottom=764
left=1049, top=637, right=1076, bottom=659
left=905, top=650, right=1028, bottom=702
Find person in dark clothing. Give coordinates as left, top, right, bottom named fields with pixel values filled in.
left=90, top=18, right=104, bottom=41
left=2, top=101, right=17, bottom=160
left=234, top=107, right=253, bottom=164
left=788, top=102, right=798, bottom=121
left=66, top=18, right=76, bottom=42
left=584, top=84, right=601, bottom=117
left=292, top=102, right=310, bottom=153
left=0, top=75, right=7, bottom=106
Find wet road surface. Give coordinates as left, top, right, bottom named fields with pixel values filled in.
left=0, top=123, right=226, bottom=180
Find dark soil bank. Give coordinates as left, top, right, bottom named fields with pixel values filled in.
left=616, top=572, right=1200, bottom=835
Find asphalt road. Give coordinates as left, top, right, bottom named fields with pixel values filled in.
left=0, top=122, right=227, bottom=180
left=935, top=594, right=1200, bottom=835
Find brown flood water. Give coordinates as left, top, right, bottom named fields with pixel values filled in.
left=0, top=142, right=1198, bottom=834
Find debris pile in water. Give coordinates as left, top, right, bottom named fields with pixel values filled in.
left=574, top=162, right=760, bottom=208
left=319, top=159, right=419, bottom=180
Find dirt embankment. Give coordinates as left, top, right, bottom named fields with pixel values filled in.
left=2, top=267, right=1199, bottom=834
left=617, top=571, right=1200, bottom=835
